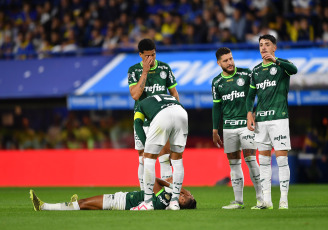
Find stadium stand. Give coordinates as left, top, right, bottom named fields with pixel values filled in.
left=1, top=0, right=328, bottom=59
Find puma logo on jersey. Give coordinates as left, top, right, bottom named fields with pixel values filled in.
left=256, top=80, right=276, bottom=90
left=144, top=84, right=165, bottom=93
left=222, top=91, right=245, bottom=101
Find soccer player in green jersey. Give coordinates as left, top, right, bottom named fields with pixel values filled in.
left=133, top=94, right=188, bottom=210
left=246, top=35, right=298, bottom=209
left=30, top=177, right=196, bottom=211
left=212, top=47, right=263, bottom=209
left=128, top=39, right=179, bottom=191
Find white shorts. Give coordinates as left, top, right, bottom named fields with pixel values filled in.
left=103, top=192, right=128, bottom=210
left=144, top=105, right=188, bottom=154
left=254, top=118, right=291, bottom=151
left=223, top=127, right=256, bottom=153
left=134, top=126, right=149, bottom=150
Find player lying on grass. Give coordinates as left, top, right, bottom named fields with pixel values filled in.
left=30, top=177, right=196, bottom=211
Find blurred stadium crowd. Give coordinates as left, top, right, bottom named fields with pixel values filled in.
left=1, top=0, right=328, bottom=59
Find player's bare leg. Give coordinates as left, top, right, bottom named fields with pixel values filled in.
left=78, top=196, right=103, bottom=210
left=138, top=149, right=144, bottom=190
left=276, top=150, right=289, bottom=209
left=243, top=149, right=263, bottom=204
left=158, top=140, right=172, bottom=179
left=167, top=152, right=184, bottom=210
left=222, top=151, right=244, bottom=209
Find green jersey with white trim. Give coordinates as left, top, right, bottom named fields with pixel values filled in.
left=250, top=58, right=296, bottom=122
left=125, top=189, right=171, bottom=210
left=135, top=94, right=184, bottom=123
left=128, top=60, right=177, bottom=113
left=212, top=67, right=252, bottom=129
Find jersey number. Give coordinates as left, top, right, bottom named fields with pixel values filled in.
left=154, top=95, right=176, bottom=102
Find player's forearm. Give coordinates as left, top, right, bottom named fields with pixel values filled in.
left=134, top=119, right=146, bottom=145
left=212, top=102, right=221, bottom=129
left=129, top=72, right=148, bottom=100
left=169, top=87, right=179, bottom=102
left=246, top=87, right=256, bottom=112
left=276, top=59, right=298, bottom=75
left=155, top=178, right=172, bottom=188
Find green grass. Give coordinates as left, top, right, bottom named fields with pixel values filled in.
left=1, top=185, right=328, bottom=230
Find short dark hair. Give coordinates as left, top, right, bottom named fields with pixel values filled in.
left=138, top=38, right=156, bottom=53
left=180, top=198, right=197, bottom=209
left=215, top=47, right=231, bottom=61
left=259, top=34, right=277, bottom=45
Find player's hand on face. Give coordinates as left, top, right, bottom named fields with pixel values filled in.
left=142, top=56, right=152, bottom=73
left=247, top=112, right=255, bottom=131
left=213, top=132, right=223, bottom=148
left=262, top=53, right=275, bottom=62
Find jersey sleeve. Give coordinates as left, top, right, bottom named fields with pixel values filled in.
left=128, top=67, right=138, bottom=87
left=212, top=78, right=222, bottom=130
left=246, top=70, right=257, bottom=112
left=134, top=104, right=146, bottom=145
left=166, top=65, right=177, bottom=89
left=277, top=58, right=298, bottom=75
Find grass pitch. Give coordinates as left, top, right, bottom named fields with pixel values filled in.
left=0, top=185, right=327, bottom=230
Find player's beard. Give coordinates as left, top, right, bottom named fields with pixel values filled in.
left=222, top=65, right=235, bottom=75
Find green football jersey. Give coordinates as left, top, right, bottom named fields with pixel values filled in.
left=250, top=58, right=295, bottom=122
left=212, top=67, right=252, bottom=129
left=135, top=94, right=184, bottom=123
left=125, top=189, right=171, bottom=210
left=128, top=60, right=177, bottom=113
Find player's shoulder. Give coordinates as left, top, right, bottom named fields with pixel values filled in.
left=128, top=62, right=142, bottom=72
left=252, top=62, right=262, bottom=72
left=156, top=60, right=170, bottom=69
left=276, top=57, right=291, bottom=63
left=236, top=67, right=251, bottom=75
left=212, top=74, right=223, bottom=85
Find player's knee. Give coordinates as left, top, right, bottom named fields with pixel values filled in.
left=78, top=199, right=87, bottom=209
left=137, top=150, right=144, bottom=156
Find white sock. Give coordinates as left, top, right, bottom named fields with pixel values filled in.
left=158, top=154, right=172, bottom=179
left=245, top=155, right=263, bottom=201
left=171, top=159, right=184, bottom=202
left=138, top=156, right=144, bottom=191
left=259, top=155, right=272, bottom=204
left=42, top=201, right=80, bottom=211
left=276, top=156, right=290, bottom=203
left=143, top=158, right=156, bottom=204
left=229, top=159, right=244, bottom=203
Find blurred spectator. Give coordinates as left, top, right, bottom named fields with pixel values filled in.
left=220, top=28, right=237, bottom=43
left=292, top=0, right=313, bottom=16
left=216, top=10, right=231, bottom=31
left=0, top=0, right=325, bottom=59
left=322, top=21, right=328, bottom=42
left=289, top=17, right=314, bottom=42
left=230, top=7, right=246, bottom=42
left=303, top=128, right=321, bottom=154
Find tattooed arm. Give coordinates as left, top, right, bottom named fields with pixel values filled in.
left=129, top=56, right=152, bottom=100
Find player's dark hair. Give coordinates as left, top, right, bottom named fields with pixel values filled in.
left=138, top=38, right=156, bottom=53
left=259, top=34, right=277, bottom=45
left=180, top=198, right=197, bottom=209
left=215, top=47, right=231, bottom=61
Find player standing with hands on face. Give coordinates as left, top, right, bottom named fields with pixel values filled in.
left=212, top=47, right=263, bottom=209
left=128, top=39, right=179, bottom=191
left=246, top=35, right=298, bottom=209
